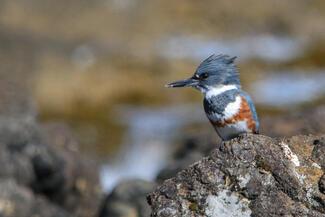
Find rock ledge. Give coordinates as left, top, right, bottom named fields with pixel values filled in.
left=148, top=134, right=325, bottom=217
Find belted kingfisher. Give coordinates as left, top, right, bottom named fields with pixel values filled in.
left=166, top=54, right=259, bottom=141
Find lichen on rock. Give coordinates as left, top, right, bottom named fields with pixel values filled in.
left=205, top=190, right=251, bottom=217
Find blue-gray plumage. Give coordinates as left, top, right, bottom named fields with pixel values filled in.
left=166, top=54, right=259, bottom=140
left=203, top=89, right=238, bottom=116
left=196, top=54, right=240, bottom=89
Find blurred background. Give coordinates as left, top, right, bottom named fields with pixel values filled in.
left=0, top=0, right=325, bottom=216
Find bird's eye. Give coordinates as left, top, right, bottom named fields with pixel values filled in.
left=200, top=73, right=209, bottom=79
left=193, top=74, right=200, bottom=79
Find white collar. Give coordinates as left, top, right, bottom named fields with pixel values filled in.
left=204, top=85, right=238, bottom=98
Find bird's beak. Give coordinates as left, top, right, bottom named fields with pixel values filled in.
left=165, top=78, right=198, bottom=88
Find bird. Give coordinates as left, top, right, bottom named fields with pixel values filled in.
left=166, top=54, right=259, bottom=141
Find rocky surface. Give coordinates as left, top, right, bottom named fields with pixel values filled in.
left=156, top=135, right=216, bottom=183
left=148, top=134, right=325, bottom=217
left=0, top=116, right=102, bottom=217
left=99, top=179, right=155, bottom=217
left=0, top=179, right=71, bottom=217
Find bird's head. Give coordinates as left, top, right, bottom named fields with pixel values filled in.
left=166, top=54, right=240, bottom=93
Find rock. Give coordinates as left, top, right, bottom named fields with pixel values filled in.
left=0, top=117, right=102, bottom=217
left=0, top=117, right=43, bottom=186
left=0, top=178, right=71, bottom=217
left=156, top=135, right=216, bottom=183
left=42, top=123, right=102, bottom=217
left=312, top=137, right=325, bottom=168
left=156, top=151, right=204, bottom=183
left=148, top=134, right=325, bottom=217
left=99, top=179, right=155, bottom=217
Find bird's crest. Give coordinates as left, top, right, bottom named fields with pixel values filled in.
left=203, top=54, right=237, bottom=65
left=196, top=54, right=238, bottom=75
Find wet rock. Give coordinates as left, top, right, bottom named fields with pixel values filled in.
left=0, top=117, right=101, bottom=217
left=99, top=179, right=155, bottom=217
left=148, top=134, right=325, bottom=217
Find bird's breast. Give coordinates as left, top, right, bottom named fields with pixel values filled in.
left=206, top=95, right=242, bottom=122
left=205, top=95, right=257, bottom=134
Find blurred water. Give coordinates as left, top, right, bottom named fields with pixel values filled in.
left=158, top=35, right=304, bottom=62
left=252, top=71, right=325, bottom=107
left=100, top=105, right=206, bottom=192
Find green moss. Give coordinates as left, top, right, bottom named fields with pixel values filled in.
left=189, top=202, right=199, bottom=211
